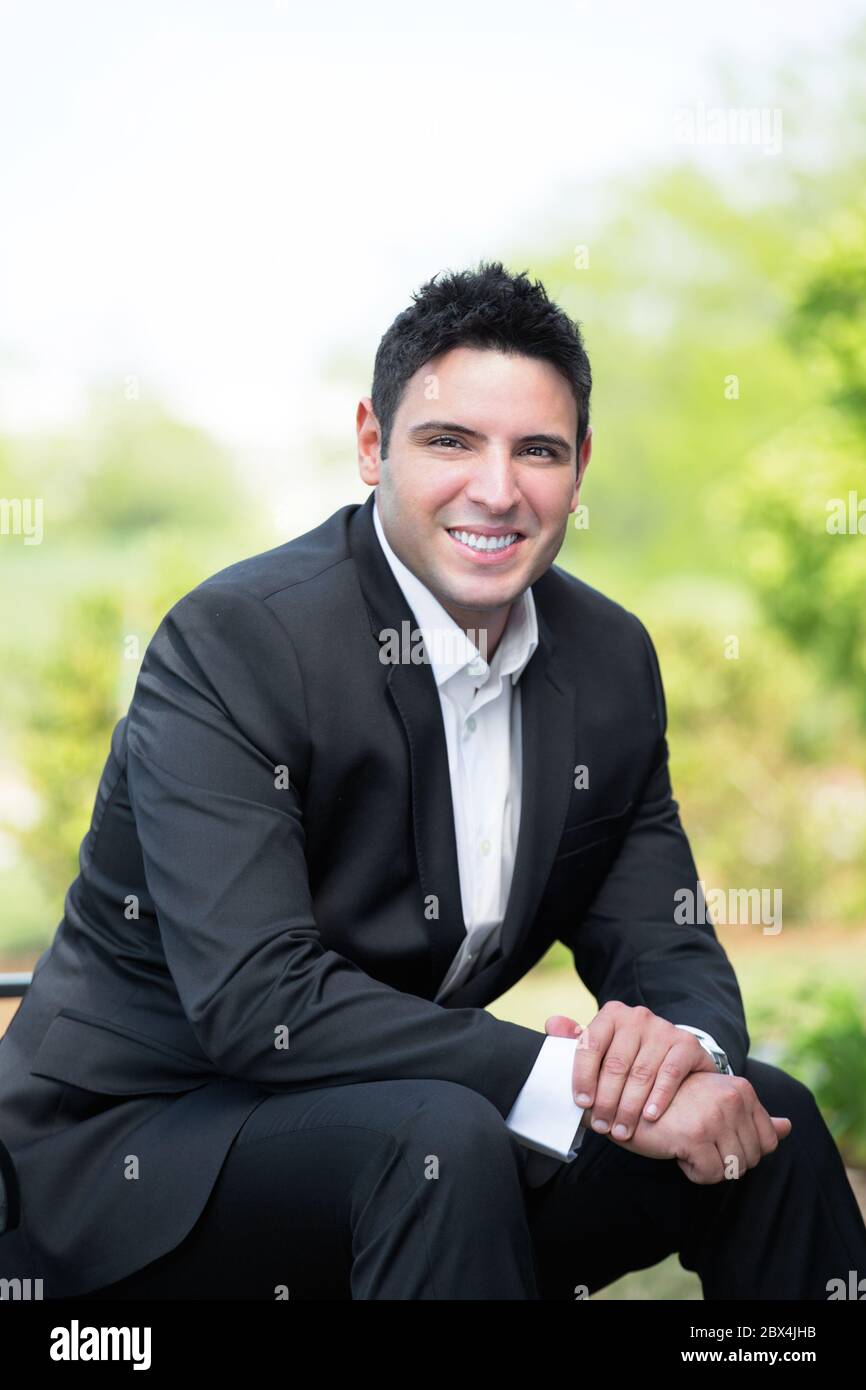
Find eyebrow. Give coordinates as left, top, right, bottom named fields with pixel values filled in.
left=407, top=419, right=573, bottom=457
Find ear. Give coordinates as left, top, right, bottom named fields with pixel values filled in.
left=357, top=397, right=383, bottom=486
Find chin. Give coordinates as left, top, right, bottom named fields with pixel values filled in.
left=446, top=581, right=521, bottom=611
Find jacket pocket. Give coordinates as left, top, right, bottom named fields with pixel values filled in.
left=554, top=801, right=634, bottom=862
left=29, top=1009, right=215, bottom=1096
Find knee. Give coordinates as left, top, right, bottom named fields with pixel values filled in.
left=398, top=1080, right=517, bottom=1173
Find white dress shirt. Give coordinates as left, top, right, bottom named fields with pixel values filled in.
left=371, top=493, right=733, bottom=1184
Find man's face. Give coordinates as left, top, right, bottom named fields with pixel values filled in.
left=357, top=346, right=591, bottom=631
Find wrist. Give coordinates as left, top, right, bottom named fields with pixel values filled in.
left=694, top=1047, right=719, bottom=1075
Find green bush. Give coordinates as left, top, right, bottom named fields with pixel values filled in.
left=750, top=983, right=866, bottom=1166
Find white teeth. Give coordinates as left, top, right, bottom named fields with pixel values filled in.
left=448, top=529, right=519, bottom=551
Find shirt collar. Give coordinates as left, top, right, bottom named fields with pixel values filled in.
left=372, top=489, right=538, bottom=691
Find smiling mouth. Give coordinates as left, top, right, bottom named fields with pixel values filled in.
left=445, top=527, right=525, bottom=561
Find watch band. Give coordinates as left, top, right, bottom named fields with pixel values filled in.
left=706, top=1043, right=731, bottom=1074
left=674, top=1024, right=732, bottom=1075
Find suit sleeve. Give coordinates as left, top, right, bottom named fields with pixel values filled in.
left=557, top=615, right=751, bottom=1076
left=125, top=582, right=546, bottom=1116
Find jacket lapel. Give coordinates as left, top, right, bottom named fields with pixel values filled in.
left=498, top=613, right=576, bottom=966
left=348, top=495, right=466, bottom=990
left=385, top=658, right=469, bottom=987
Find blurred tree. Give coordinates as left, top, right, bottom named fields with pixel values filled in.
left=7, top=538, right=247, bottom=911
left=722, top=197, right=866, bottom=722
left=789, top=196, right=866, bottom=419
left=16, top=590, right=123, bottom=906
left=751, top=982, right=866, bottom=1165
left=646, top=605, right=866, bottom=925
left=2, top=394, right=258, bottom=922
left=52, top=387, right=242, bottom=538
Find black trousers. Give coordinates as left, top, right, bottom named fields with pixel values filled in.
left=70, top=1057, right=866, bottom=1300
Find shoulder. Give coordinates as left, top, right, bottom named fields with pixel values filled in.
left=535, top=562, right=650, bottom=647
left=534, top=563, right=665, bottom=723
left=194, top=503, right=358, bottom=604
left=159, top=504, right=360, bottom=635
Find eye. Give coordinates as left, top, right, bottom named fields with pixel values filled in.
left=426, top=436, right=557, bottom=458
left=428, top=436, right=466, bottom=449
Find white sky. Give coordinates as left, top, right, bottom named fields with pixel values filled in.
left=0, top=0, right=859, bottom=530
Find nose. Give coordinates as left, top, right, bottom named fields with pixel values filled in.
left=463, top=450, right=522, bottom=515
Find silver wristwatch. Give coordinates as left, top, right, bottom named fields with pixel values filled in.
left=703, top=1040, right=730, bottom=1074
left=675, top=1024, right=732, bottom=1075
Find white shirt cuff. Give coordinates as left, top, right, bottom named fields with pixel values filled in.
left=505, top=1034, right=584, bottom=1163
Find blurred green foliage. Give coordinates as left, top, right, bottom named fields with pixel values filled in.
left=0, top=393, right=265, bottom=940
left=17, top=591, right=123, bottom=906
left=717, top=199, right=866, bottom=722
left=751, top=983, right=866, bottom=1167
left=649, top=610, right=866, bottom=924
left=13, top=528, right=229, bottom=906
left=523, top=35, right=866, bottom=945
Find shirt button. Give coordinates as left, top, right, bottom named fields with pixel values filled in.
left=480, top=838, right=491, bottom=856
left=466, top=716, right=477, bottom=733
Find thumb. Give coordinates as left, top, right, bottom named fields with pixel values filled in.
left=771, top=1116, right=793, bottom=1138
left=545, top=1014, right=581, bottom=1038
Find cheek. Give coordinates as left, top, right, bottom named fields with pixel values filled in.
left=425, top=475, right=472, bottom=520
left=518, top=470, right=573, bottom=516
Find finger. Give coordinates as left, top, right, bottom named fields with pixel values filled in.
left=608, top=1046, right=668, bottom=1141
left=741, top=1082, right=792, bottom=1154
left=750, top=1102, right=776, bottom=1147
left=736, top=1107, right=763, bottom=1171
left=641, top=1038, right=702, bottom=1122
left=678, top=1140, right=723, bottom=1185
left=755, top=1113, right=791, bottom=1151
left=588, top=1026, right=643, bottom=1134
left=722, top=1077, right=763, bottom=1170
left=545, top=1014, right=581, bottom=1038
left=571, top=1012, right=617, bottom=1106
left=715, top=1123, right=748, bottom=1183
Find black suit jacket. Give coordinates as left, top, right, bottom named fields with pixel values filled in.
left=0, top=491, right=748, bottom=1296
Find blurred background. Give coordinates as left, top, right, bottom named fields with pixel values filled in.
left=1, top=0, right=865, bottom=1297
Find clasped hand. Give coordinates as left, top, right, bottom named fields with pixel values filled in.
left=546, top=1001, right=791, bottom=1184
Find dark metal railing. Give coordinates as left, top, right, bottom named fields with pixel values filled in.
left=0, top=974, right=30, bottom=1233
left=0, top=973, right=32, bottom=999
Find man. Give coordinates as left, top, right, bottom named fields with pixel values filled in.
left=1, top=261, right=864, bottom=1300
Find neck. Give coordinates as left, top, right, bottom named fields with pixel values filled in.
left=438, top=602, right=511, bottom=663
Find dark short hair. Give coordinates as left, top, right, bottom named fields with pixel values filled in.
left=371, top=260, right=592, bottom=464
